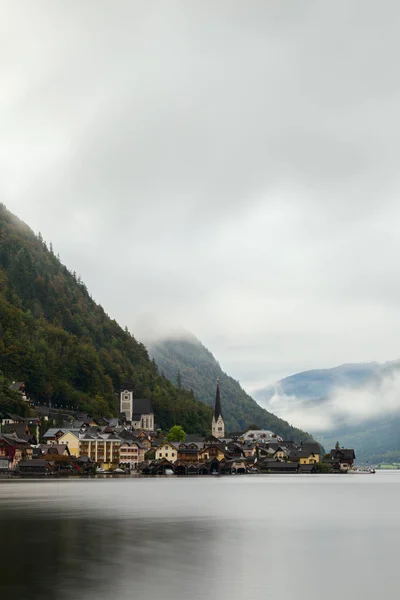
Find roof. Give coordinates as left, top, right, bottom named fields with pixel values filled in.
left=9, top=382, right=25, bottom=391
left=301, top=442, right=321, bottom=454
left=39, top=444, right=70, bottom=455
left=176, top=442, right=205, bottom=450
left=2, top=423, right=35, bottom=442
left=58, top=429, right=80, bottom=438
left=120, top=441, right=146, bottom=449
left=0, top=413, right=24, bottom=422
left=43, top=428, right=70, bottom=438
left=299, top=463, right=316, bottom=473
left=242, top=430, right=281, bottom=442
left=3, top=423, right=28, bottom=434
left=18, top=460, right=47, bottom=468
left=132, top=398, right=153, bottom=416
left=289, top=451, right=311, bottom=459
left=185, top=434, right=205, bottom=443
left=118, top=429, right=136, bottom=441
left=0, top=433, right=28, bottom=446
left=330, top=448, right=356, bottom=460
left=214, top=381, right=222, bottom=419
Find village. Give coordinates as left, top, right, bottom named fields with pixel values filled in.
left=0, top=381, right=356, bottom=477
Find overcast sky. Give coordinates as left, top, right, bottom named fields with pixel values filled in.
left=2, top=1, right=400, bottom=394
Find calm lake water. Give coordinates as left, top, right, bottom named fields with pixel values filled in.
left=1, top=472, right=399, bottom=600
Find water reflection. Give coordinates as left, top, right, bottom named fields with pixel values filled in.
left=0, top=474, right=399, bottom=600
left=0, top=509, right=222, bottom=600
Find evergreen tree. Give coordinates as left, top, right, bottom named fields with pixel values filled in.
left=176, top=370, right=182, bottom=389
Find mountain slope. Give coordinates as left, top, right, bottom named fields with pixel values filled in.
left=316, top=415, right=400, bottom=465
left=0, top=204, right=212, bottom=433
left=147, top=334, right=316, bottom=443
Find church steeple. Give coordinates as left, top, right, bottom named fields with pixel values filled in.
left=214, top=378, right=222, bottom=419
left=212, top=378, right=225, bottom=439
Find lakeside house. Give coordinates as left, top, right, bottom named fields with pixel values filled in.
left=0, top=433, right=32, bottom=470
left=155, top=441, right=179, bottom=463
left=327, top=448, right=356, bottom=472
left=57, top=430, right=80, bottom=457
left=119, top=441, right=147, bottom=469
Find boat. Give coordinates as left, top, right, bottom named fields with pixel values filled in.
left=164, top=468, right=174, bottom=475
left=349, top=466, right=376, bottom=474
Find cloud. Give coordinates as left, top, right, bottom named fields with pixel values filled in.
left=2, top=2, right=400, bottom=387
left=263, top=370, right=400, bottom=432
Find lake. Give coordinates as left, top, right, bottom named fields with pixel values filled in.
left=0, top=472, right=399, bottom=600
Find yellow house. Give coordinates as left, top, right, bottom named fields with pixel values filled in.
left=155, top=442, right=178, bottom=463
left=290, top=451, right=320, bottom=464
left=199, top=445, right=226, bottom=462
left=58, top=431, right=80, bottom=457
left=79, top=434, right=120, bottom=470
left=300, top=452, right=320, bottom=464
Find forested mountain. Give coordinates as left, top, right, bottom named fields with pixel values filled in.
left=316, top=415, right=400, bottom=466
left=0, top=204, right=211, bottom=434
left=147, top=334, right=315, bottom=443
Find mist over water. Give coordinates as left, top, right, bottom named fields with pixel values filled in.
left=1, top=474, right=399, bottom=600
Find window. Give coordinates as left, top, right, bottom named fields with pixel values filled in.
left=172, top=453, right=175, bottom=457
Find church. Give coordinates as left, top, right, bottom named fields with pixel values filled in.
left=211, top=379, right=225, bottom=439
left=119, top=386, right=154, bottom=431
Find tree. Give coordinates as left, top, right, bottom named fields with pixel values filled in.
left=55, top=412, right=64, bottom=428
left=176, top=370, right=182, bottom=389
left=165, top=425, right=186, bottom=442
left=145, top=448, right=155, bottom=461
left=39, top=416, right=51, bottom=441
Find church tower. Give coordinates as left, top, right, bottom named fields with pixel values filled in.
left=120, top=387, right=133, bottom=422
left=211, top=379, right=225, bottom=439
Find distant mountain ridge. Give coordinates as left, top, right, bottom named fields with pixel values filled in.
left=147, top=334, right=316, bottom=444
left=253, top=362, right=389, bottom=403
left=253, top=360, right=400, bottom=465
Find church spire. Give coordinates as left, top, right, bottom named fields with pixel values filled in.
left=212, top=379, right=225, bottom=439
left=214, top=378, right=222, bottom=419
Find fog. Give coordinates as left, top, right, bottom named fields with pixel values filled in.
left=263, top=370, right=400, bottom=432
left=2, top=2, right=400, bottom=388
